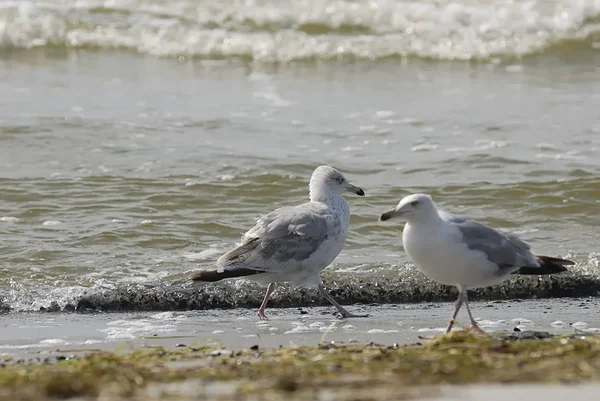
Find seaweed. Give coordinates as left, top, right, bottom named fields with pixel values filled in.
left=1, top=330, right=599, bottom=400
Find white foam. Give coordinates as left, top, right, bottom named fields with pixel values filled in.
left=218, top=174, right=235, bottom=181
left=511, top=318, right=534, bottom=326
left=0, top=216, right=19, bottom=223
left=411, top=143, right=439, bottom=152
left=21, top=286, right=89, bottom=313
left=150, top=312, right=180, bottom=320
left=477, top=319, right=504, bottom=327
left=101, top=319, right=177, bottom=339
left=42, top=220, right=61, bottom=226
left=319, top=325, right=337, bottom=333
left=583, top=328, right=600, bottom=333
left=81, top=339, right=103, bottom=345
left=367, top=329, right=399, bottom=334
left=284, top=325, right=314, bottom=334
left=417, top=327, right=446, bottom=333
left=182, top=248, right=222, bottom=260
left=536, top=152, right=588, bottom=161
left=0, top=0, right=597, bottom=62
left=0, top=343, right=58, bottom=350
left=447, top=140, right=508, bottom=153
left=39, top=338, right=68, bottom=345
left=572, top=321, right=589, bottom=330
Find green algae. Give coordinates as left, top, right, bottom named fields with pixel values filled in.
left=1, top=330, right=600, bottom=400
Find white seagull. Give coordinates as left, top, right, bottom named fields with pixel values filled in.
left=191, top=165, right=367, bottom=320
left=379, top=193, right=574, bottom=333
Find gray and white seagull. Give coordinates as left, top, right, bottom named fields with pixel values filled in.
left=191, top=165, right=367, bottom=320
left=380, top=193, right=574, bottom=333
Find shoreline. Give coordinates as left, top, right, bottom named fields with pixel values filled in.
left=2, top=271, right=595, bottom=314
left=1, top=298, right=599, bottom=360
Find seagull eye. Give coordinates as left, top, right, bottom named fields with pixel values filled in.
left=411, top=200, right=419, bottom=206
left=337, top=177, right=344, bottom=184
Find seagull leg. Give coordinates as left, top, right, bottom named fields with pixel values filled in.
left=446, top=289, right=466, bottom=333
left=463, top=292, right=485, bottom=334
left=257, top=283, right=275, bottom=320
left=318, top=284, right=368, bottom=318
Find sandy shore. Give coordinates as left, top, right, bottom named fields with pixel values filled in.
left=432, top=384, right=600, bottom=400
left=0, top=298, right=599, bottom=400
left=1, top=298, right=599, bottom=361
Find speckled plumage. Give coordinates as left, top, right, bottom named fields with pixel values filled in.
left=191, top=165, right=366, bottom=319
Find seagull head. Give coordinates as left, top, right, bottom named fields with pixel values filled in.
left=309, top=165, right=365, bottom=200
left=379, top=193, right=436, bottom=223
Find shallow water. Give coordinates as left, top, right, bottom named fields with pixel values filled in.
left=0, top=0, right=599, bottom=312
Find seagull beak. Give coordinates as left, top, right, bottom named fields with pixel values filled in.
left=346, top=183, right=365, bottom=196
left=379, top=208, right=402, bottom=221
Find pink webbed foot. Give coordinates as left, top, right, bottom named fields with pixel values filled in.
left=256, top=309, right=269, bottom=320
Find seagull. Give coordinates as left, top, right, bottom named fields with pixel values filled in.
left=379, top=193, right=574, bottom=333
left=190, top=165, right=367, bottom=320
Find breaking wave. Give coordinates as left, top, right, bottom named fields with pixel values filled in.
left=1, top=0, right=599, bottom=62
left=2, top=265, right=599, bottom=313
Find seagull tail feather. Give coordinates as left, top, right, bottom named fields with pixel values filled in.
left=517, top=255, right=575, bottom=275
left=190, top=268, right=264, bottom=282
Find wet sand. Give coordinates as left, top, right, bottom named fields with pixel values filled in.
left=1, top=298, right=600, bottom=400
left=433, top=384, right=600, bottom=401
left=2, top=298, right=599, bottom=362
